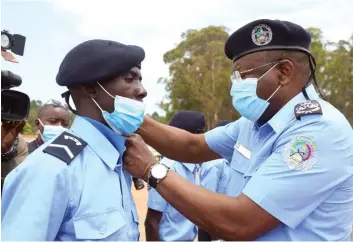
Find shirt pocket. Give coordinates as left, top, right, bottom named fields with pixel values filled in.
left=227, top=145, right=252, bottom=197
left=73, top=208, right=126, bottom=240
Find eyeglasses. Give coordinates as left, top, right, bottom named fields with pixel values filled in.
left=46, top=99, right=69, bottom=110
left=230, top=61, right=278, bottom=83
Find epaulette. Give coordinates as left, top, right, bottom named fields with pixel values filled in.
left=43, top=131, right=87, bottom=165
left=294, top=100, right=323, bottom=120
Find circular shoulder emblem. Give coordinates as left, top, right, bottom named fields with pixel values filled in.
left=251, top=24, right=273, bottom=46
left=284, top=136, right=318, bottom=171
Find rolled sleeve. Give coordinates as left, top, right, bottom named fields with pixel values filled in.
left=1, top=154, right=70, bottom=240
left=243, top=122, right=351, bottom=229
left=205, top=119, right=242, bottom=162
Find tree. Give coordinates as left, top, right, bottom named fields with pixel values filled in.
left=159, top=26, right=352, bottom=128
left=308, top=28, right=353, bottom=124
left=150, top=112, right=167, bottom=124
left=159, top=26, right=240, bottom=130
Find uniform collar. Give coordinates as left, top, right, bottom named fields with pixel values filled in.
left=267, top=84, right=319, bottom=134
left=71, top=116, right=123, bottom=170
left=182, top=163, right=198, bottom=172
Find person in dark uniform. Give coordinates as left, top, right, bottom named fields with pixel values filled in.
left=27, top=100, right=71, bottom=154
left=2, top=39, right=147, bottom=241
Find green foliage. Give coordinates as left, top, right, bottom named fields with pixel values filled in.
left=160, top=26, right=239, bottom=130
left=26, top=100, right=43, bottom=135
left=150, top=112, right=167, bottom=124
left=21, top=121, right=33, bottom=135
left=308, top=28, right=353, bottom=124
left=159, top=26, right=353, bottom=128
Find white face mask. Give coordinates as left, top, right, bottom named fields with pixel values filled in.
left=38, top=119, right=67, bottom=142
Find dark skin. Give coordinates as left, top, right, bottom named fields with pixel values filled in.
left=70, top=67, right=147, bottom=123
left=123, top=51, right=309, bottom=240
left=145, top=208, right=163, bottom=241
left=35, top=105, right=71, bottom=142
left=1, top=121, right=25, bottom=153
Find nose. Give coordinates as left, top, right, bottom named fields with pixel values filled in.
left=135, top=85, right=147, bottom=101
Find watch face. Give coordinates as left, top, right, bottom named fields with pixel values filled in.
left=151, top=164, right=168, bottom=179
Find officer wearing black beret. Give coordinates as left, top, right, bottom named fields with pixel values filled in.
left=2, top=39, right=148, bottom=240
left=169, top=110, right=206, bottom=134
left=122, top=19, right=353, bottom=241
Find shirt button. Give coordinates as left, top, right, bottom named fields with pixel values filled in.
left=100, top=227, right=106, bottom=234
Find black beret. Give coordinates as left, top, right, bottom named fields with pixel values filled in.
left=56, top=39, right=145, bottom=86
left=225, top=19, right=312, bottom=62
left=215, top=120, right=232, bottom=128
left=169, top=110, right=206, bottom=134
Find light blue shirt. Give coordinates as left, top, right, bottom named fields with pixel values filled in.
left=1, top=116, right=139, bottom=241
left=148, top=157, right=199, bottom=241
left=205, top=85, right=353, bottom=241
left=200, top=159, right=231, bottom=195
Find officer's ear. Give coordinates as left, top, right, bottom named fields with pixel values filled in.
left=82, top=83, right=98, bottom=99
left=277, top=59, right=294, bottom=86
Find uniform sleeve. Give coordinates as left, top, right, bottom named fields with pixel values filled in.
left=217, top=161, right=232, bottom=194
left=200, top=161, right=222, bottom=192
left=242, top=122, right=352, bottom=228
left=1, top=154, right=71, bottom=240
left=204, top=119, right=242, bottom=162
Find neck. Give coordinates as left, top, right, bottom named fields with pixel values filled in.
left=258, top=91, right=299, bottom=124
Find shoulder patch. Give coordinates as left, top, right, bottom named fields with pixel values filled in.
left=284, top=136, right=318, bottom=171
left=294, top=100, right=323, bottom=119
left=43, top=131, right=87, bottom=165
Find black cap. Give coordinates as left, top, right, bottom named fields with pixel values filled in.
left=56, top=39, right=145, bottom=87
left=215, top=120, right=232, bottom=128
left=225, top=19, right=312, bottom=62
left=169, top=110, right=206, bottom=134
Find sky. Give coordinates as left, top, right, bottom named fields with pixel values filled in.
left=1, top=0, right=353, bottom=115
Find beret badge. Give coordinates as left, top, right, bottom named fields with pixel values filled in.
left=251, top=24, right=273, bottom=46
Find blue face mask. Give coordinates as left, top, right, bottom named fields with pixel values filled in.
left=230, top=63, right=281, bottom=122
left=38, top=119, right=67, bottom=142
left=91, top=83, right=146, bottom=135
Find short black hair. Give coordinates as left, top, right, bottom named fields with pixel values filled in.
left=38, top=103, right=71, bottom=118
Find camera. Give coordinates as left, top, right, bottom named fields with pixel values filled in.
left=1, top=30, right=30, bottom=122
left=1, top=71, right=30, bottom=121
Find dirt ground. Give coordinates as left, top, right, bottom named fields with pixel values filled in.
left=132, top=184, right=148, bottom=241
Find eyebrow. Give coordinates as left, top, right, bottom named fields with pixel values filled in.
left=126, top=69, right=142, bottom=80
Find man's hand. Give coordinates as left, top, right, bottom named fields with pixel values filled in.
left=1, top=121, right=26, bottom=153
left=123, top=134, right=158, bottom=181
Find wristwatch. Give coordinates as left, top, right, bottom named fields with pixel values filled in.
left=148, top=163, right=170, bottom=189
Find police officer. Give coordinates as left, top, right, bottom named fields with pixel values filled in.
left=145, top=110, right=205, bottom=241
left=27, top=100, right=71, bottom=154
left=1, top=40, right=147, bottom=240
left=123, top=19, right=353, bottom=241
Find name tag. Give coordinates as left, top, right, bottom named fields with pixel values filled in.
left=235, top=142, right=251, bottom=159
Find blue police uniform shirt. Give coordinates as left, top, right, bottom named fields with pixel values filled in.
left=205, top=85, right=353, bottom=241
left=148, top=157, right=199, bottom=241
left=1, top=116, right=139, bottom=241
left=200, top=159, right=231, bottom=195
